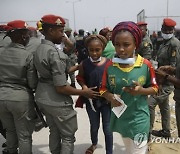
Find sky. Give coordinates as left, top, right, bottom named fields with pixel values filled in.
left=1, top=0, right=180, bottom=33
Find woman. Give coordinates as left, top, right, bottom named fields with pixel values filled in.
left=100, top=21, right=158, bottom=154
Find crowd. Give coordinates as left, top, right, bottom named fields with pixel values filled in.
left=0, top=14, right=180, bottom=154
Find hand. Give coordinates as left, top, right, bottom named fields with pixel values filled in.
left=158, top=66, right=175, bottom=75
left=155, top=69, right=167, bottom=85
left=109, top=94, right=122, bottom=107
left=122, top=80, right=143, bottom=95
left=82, top=87, right=100, bottom=99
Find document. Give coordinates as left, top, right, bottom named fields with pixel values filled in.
left=112, top=94, right=127, bottom=118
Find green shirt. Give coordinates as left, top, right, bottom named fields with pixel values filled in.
left=102, top=41, right=115, bottom=59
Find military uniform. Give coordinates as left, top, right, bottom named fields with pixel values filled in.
left=136, top=34, right=153, bottom=60
left=174, top=47, right=180, bottom=136
left=34, top=15, right=77, bottom=154
left=0, top=20, right=38, bottom=154
left=149, top=35, right=179, bottom=135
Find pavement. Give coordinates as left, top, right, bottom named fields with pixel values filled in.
left=0, top=81, right=126, bottom=154
left=0, top=81, right=179, bottom=154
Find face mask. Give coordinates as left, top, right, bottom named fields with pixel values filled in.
left=112, top=50, right=136, bottom=64
left=112, top=57, right=135, bottom=64
left=90, top=57, right=102, bottom=63
left=161, top=32, right=173, bottom=40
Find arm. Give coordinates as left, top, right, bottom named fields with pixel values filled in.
left=55, top=85, right=98, bottom=98
left=26, top=53, right=38, bottom=89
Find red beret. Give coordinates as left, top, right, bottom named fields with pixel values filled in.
left=137, top=22, right=147, bottom=26
left=163, top=18, right=176, bottom=27
left=28, top=26, right=36, bottom=31
left=41, top=14, right=65, bottom=26
left=7, top=20, right=28, bottom=31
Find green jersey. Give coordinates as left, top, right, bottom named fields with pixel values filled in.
left=100, top=55, right=158, bottom=139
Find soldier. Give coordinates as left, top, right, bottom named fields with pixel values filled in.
left=75, top=29, right=88, bottom=64
left=34, top=14, right=99, bottom=154
left=155, top=46, right=180, bottom=137
left=64, top=27, right=77, bottom=88
left=148, top=18, right=180, bottom=138
left=136, top=22, right=153, bottom=60
left=0, top=20, right=38, bottom=154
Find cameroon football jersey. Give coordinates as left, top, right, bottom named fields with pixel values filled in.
left=100, top=55, right=158, bottom=139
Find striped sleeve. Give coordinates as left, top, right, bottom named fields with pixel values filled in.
left=143, top=59, right=158, bottom=92
left=99, top=60, right=113, bottom=95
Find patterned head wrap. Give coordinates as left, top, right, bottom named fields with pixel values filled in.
left=85, top=34, right=107, bottom=50
left=112, top=21, right=142, bottom=49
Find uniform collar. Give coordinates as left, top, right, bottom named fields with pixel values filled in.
left=41, top=39, right=57, bottom=48
left=10, top=42, right=26, bottom=49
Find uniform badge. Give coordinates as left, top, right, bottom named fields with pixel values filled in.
left=55, top=18, right=62, bottom=25
left=109, top=75, right=116, bottom=86
left=144, top=42, right=149, bottom=47
left=171, top=50, right=176, bottom=57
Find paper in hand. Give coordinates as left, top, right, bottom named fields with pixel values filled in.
left=112, top=94, right=127, bottom=118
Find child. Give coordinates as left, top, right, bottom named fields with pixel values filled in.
left=76, top=34, right=113, bottom=154
left=100, top=22, right=158, bottom=154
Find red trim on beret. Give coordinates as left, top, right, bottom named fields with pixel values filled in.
left=7, top=20, right=28, bottom=30
left=163, top=18, right=176, bottom=27
left=137, top=22, right=147, bottom=26
left=41, top=14, right=65, bottom=26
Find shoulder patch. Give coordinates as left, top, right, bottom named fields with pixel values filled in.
left=144, top=42, right=149, bottom=47
left=172, top=50, right=176, bottom=57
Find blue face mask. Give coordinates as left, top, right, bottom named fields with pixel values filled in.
left=112, top=51, right=136, bottom=64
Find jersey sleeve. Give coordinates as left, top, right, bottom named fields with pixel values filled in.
left=99, top=60, right=113, bottom=95
left=143, top=59, right=158, bottom=92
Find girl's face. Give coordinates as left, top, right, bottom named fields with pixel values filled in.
left=114, top=31, right=136, bottom=59
left=88, top=40, right=103, bottom=61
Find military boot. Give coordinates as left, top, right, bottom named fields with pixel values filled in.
left=2, top=149, right=18, bottom=154
left=152, top=129, right=171, bottom=138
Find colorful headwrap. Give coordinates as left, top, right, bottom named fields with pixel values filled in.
left=112, top=21, right=142, bottom=49
left=85, top=34, right=107, bottom=50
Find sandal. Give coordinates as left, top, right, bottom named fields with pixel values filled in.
left=85, top=145, right=97, bottom=154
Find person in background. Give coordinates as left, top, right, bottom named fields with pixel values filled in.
left=0, top=25, right=11, bottom=48
left=76, top=34, right=113, bottom=154
left=99, top=27, right=115, bottom=59
left=152, top=31, right=164, bottom=60
left=149, top=18, right=180, bottom=138
left=136, top=22, right=153, bottom=60
left=0, top=20, right=38, bottom=154
left=64, top=27, right=77, bottom=88
left=100, top=21, right=158, bottom=154
left=34, top=14, right=99, bottom=154
left=155, top=46, right=180, bottom=137
left=75, top=29, right=88, bottom=64
left=26, top=26, right=41, bottom=53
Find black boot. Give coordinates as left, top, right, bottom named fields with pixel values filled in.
left=2, top=142, right=7, bottom=148
left=152, top=129, right=171, bottom=138
left=2, top=149, right=18, bottom=154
